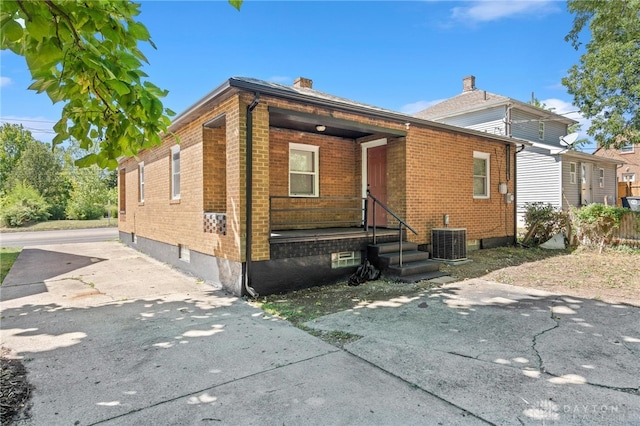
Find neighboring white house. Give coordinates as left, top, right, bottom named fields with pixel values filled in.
left=414, top=76, right=621, bottom=224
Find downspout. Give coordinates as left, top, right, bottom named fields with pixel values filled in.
left=514, top=143, right=525, bottom=244
left=244, top=93, right=260, bottom=297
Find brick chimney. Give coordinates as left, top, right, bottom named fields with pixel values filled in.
left=293, top=77, right=313, bottom=89
left=463, top=75, right=476, bottom=92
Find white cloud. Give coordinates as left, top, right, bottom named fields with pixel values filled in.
left=0, top=76, right=12, bottom=87
left=400, top=99, right=446, bottom=114
left=451, top=0, right=559, bottom=24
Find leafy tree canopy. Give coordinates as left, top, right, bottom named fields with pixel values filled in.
left=562, top=0, right=640, bottom=148
left=0, top=1, right=243, bottom=169
left=0, top=123, right=39, bottom=190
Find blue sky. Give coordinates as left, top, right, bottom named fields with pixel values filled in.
left=0, top=0, right=595, bottom=151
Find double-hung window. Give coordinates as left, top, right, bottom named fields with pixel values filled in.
left=569, top=162, right=577, bottom=184
left=598, top=168, right=604, bottom=188
left=473, top=151, right=490, bottom=199
left=538, top=121, right=545, bottom=140
left=620, top=143, right=634, bottom=154
left=289, top=143, right=319, bottom=197
left=171, top=146, right=180, bottom=200
left=138, top=162, right=145, bottom=203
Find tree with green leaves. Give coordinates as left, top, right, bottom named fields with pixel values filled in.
left=8, top=141, right=71, bottom=219
left=563, top=0, right=640, bottom=148
left=1, top=1, right=243, bottom=169
left=0, top=123, right=39, bottom=193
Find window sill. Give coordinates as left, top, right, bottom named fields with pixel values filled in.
left=170, top=199, right=181, bottom=205
left=138, top=202, right=144, bottom=206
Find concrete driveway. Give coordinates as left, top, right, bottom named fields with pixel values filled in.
left=1, top=241, right=639, bottom=425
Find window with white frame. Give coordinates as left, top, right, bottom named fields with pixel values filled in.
left=569, top=163, right=578, bottom=183
left=538, top=121, right=545, bottom=140
left=598, top=168, right=604, bottom=188
left=620, top=143, right=634, bottom=153
left=569, top=162, right=577, bottom=184
left=289, top=143, right=319, bottom=197
left=622, top=173, right=635, bottom=182
left=171, top=145, right=180, bottom=200
left=138, top=162, right=145, bottom=203
left=473, top=151, right=490, bottom=198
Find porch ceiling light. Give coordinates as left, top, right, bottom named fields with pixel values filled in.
left=315, top=124, right=326, bottom=132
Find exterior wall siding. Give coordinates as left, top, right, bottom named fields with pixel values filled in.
left=440, top=106, right=506, bottom=136
left=511, top=109, right=568, bottom=147
left=516, top=146, right=562, bottom=223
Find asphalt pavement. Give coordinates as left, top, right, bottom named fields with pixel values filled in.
left=0, top=227, right=119, bottom=247
left=1, top=241, right=639, bottom=425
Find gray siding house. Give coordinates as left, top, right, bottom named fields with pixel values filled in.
left=415, top=76, right=620, bottom=224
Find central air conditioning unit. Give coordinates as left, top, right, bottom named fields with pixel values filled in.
left=431, top=228, right=467, bottom=261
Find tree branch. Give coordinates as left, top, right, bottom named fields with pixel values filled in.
left=16, top=0, right=32, bottom=21
left=44, top=0, right=82, bottom=46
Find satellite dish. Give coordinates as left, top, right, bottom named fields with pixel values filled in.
left=560, top=132, right=579, bottom=147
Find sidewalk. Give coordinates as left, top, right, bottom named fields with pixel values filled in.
left=1, top=242, right=476, bottom=425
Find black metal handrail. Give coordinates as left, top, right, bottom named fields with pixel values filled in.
left=367, top=190, right=418, bottom=267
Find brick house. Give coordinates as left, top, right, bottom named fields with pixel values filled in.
left=118, top=77, right=521, bottom=296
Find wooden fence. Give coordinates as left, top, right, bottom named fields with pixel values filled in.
left=618, top=182, right=640, bottom=206
left=612, top=211, right=640, bottom=245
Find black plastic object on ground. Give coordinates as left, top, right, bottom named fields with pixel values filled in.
left=348, top=259, right=380, bottom=286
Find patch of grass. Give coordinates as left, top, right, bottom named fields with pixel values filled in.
left=0, top=247, right=21, bottom=284
left=0, top=218, right=117, bottom=233
left=301, top=326, right=362, bottom=348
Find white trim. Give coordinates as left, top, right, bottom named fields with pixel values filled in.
left=622, top=173, right=635, bottom=182
left=360, top=138, right=387, bottom=199
left=289, top=143, right=319, bottom=197
left=171, top=145, right=181, bottom=200
left=138, top=162, right=145, bottom=203
left=569, top=162, right=577, bottom=184
left=620, top=143, right=634, bottom=154
left=473, top=151, right=490, bottom=199
left=598, top=168, right=605, bottom=188
left=538, top=121, right=545, bottom=140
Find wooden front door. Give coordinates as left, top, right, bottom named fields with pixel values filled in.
left=367, top=144, right=387, bottom=227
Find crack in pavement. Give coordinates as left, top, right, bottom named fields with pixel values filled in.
left=530, top=298, right=639, bottom=396
left=86, top=349, right=341, bottom=425
left=531, top=298, right=561, bottom=374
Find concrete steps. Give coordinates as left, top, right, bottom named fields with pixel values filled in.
left=368, top=241, right=448, bottom=283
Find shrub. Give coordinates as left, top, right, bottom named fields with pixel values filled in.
left=522, top=202, right=569, bottom=246
left=571, top=204, right=631, bottom=251
left=65, top=166, right=110, bottom=220
left=0, top=183, right=50, bottom=227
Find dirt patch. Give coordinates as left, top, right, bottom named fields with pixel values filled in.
left=480, top=248, right=640, bottom=306
left=0, top=348, right=32, bottom=425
